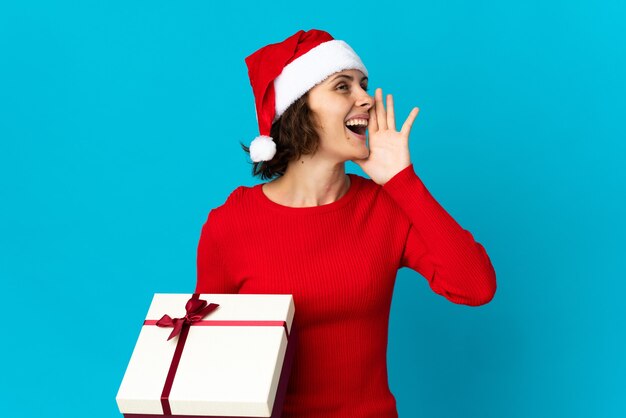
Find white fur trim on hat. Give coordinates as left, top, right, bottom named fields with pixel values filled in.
left=273, top=40, right=368, bottom=121
left=249, top=135, right=277, bottom=162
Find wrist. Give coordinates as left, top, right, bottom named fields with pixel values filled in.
left=382, top=163, right=413, bottom=186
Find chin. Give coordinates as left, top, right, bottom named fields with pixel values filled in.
left=352, top=147, right=370, bottom=160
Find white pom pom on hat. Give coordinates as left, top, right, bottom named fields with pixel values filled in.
left=244, top=29, right=368, bottom=162
left=249, top=135, right=277, bottom=163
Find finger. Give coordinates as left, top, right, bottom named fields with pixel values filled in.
left=386, top=94, right=396, bottom=131
left=400, top=107, right=420, bottom=137
left=375, top=88, right=387, bottom=130
left=368, top=103, right=378, bottom=133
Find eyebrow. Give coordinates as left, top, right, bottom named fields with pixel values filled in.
left=329, top=74, right=368, bottom=83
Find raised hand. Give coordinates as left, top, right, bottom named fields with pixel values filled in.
left=352, top=88, right=419, bottom=185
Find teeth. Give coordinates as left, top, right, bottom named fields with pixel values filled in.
left=345, top=119, right=368, bottom=126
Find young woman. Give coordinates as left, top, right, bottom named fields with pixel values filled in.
left=196, top=29, right=496, bottom=418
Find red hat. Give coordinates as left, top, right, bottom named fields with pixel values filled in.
left=245, top=29, right=368, bottom=162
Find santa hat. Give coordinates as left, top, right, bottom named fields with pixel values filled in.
left=244, top=29, right=368, bottom=162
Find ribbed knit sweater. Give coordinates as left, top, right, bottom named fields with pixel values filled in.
left=195, top=163, right=497, bottom=417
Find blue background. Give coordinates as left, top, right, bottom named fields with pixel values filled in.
left=1, top=1, right=624, bottom=417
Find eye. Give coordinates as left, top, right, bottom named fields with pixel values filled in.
left=337, top=83, right=369, bottom=92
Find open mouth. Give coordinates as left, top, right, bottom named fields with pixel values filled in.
left=345, top=119, right=368, bottom=140
left=346, top=124, right=367, bottom=136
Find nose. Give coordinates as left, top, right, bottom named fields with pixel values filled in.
left=356, top=89, right=374, bottom=111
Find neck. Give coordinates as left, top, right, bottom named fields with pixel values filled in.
left=264, top=155, right=350, bottom=208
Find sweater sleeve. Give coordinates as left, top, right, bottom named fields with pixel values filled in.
left=195, top=209, right=238, bottom=294
left=382, top=164, right=497, bottom=306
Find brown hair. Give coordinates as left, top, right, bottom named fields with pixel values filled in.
left=240, top=92, right=320, bottom=180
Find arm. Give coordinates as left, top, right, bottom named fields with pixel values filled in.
left=382, top=164, right=497, bottom=306
left=195, top=210, right=238, bottom=294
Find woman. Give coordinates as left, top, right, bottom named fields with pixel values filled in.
left=196, top=29, right=496, bottom=418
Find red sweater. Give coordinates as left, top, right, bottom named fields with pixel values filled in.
left=196, top=164, right=496, bottom=417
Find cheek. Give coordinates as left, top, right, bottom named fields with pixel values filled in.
left=318, top=115, right=346, bottom=133
left=318, top=103, right=347, bottom=125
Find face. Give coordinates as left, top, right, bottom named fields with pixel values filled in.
left=306, top=69, right=374, bottom=162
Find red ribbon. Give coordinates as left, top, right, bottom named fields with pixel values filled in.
left=153, top=294, right=218, bottom=415
left=155, top=296, right=219, bottom=341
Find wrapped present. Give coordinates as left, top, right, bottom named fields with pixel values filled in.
left=116, top=293, right=296, bottom=417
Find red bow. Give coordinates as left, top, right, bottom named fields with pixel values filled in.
left=156, top=297, right=219, bottom=340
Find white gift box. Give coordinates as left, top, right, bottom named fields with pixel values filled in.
left=116, top=293, right=296, bottom=418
